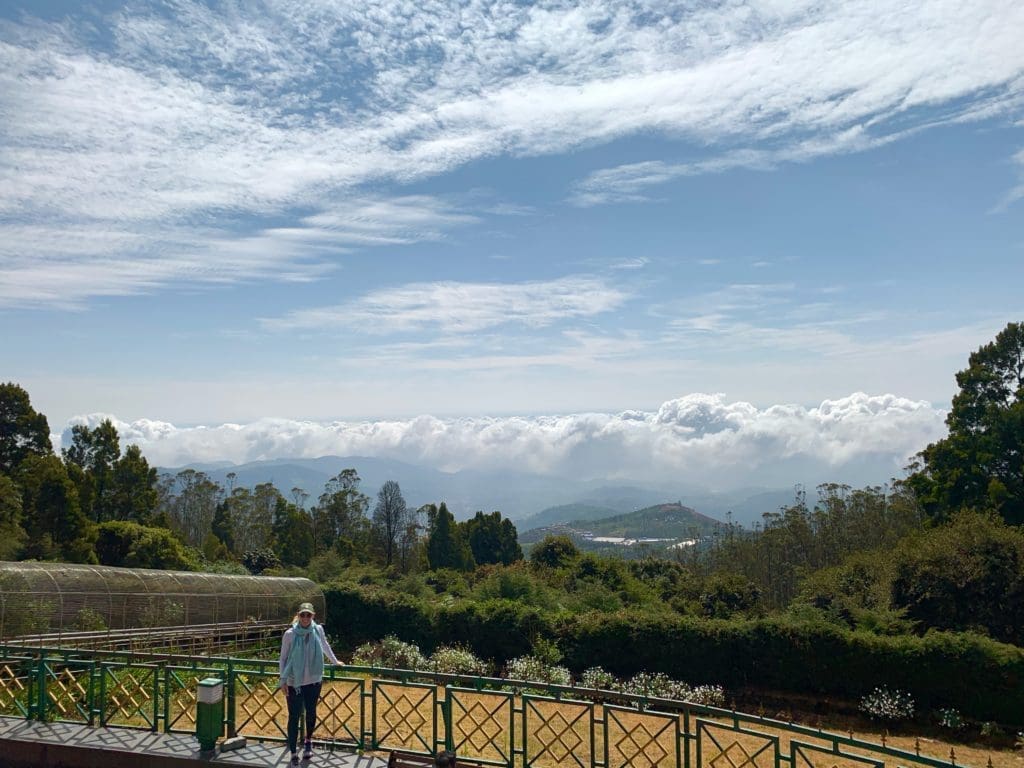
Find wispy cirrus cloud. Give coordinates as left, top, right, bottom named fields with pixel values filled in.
left=2, top=0, right=1023, bottom=306
left=567, top=126, right=903, bottom=206
left=0, top=195, right=475, bottom=309
left=262, top=275, right=630, bottom=334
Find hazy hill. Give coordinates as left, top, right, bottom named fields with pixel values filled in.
left=574, top=502, right=721, bottom=538
left=159, top=456, right=582, bottom=519
left=514, top=502, right=621, bottom=531
left=519, top=502, right=722, bottom=554
left=161, top=455, right=461, bottom=511
left=158, top=456, right=797, bottom=525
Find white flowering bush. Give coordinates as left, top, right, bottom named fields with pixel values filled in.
left=579, top=666, right=619, bottom=691
left=576, top=667, right=725, bottom=707
left=621, top=671, right=692, bottom=700
left=937, top=708, right=963, bottom=731
left=858, top=687, right=915, bottom=722
left=351, top=635, right=427, bottom=670
left=429, top=645, right=490, bottom=675
left=505, top=655, right=572, bottom=686
left=686, top=685, right=726, bottom=708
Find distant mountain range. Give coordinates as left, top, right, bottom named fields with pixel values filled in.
left=157, top=455, right=798, bottom=526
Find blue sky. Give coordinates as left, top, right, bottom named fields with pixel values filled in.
left=1, top=0, right=1022, bottom=488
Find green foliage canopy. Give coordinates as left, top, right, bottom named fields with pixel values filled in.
left=891, top=508, right=1024, bottom=644
left=464, top=510, right=522, bottom=566
left=95, top=520, right=198, bottom=570
left=529, top=534, right=579, bottom=569
left=425, top=502, right=474, bottom=571
left=0, top=382, right=52, bottom=475
left=17, top=454, right=96, bottom=563
left=908, top=321, right=1024, bottom=524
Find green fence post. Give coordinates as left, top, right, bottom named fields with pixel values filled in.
left=153, top=663, right=161, bottom=732
left=442, top=683, right=454, bottom=753
left=25, top=656, right=36, bottom=721
left=226, top=661, right=236, bottom=737
left=96, top=662, right=105, bottom=726
left=162, top=665, right=170, bottom=733
left=35, top=651, right=46, bottom=722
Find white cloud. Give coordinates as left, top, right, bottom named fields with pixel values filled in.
left=56, top=392, right=947, bottom=489
left=0, top=196, right=474, bottom=308
left=610, top=257, right=649, bottom=270
left=262, top=275, right=630, bottom=334
left=567, top=127, right=897, bottom=206
left=2, top=0, right=1022, bottom=305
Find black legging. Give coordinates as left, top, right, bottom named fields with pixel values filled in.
left=285, top=682, right=322, bottom=752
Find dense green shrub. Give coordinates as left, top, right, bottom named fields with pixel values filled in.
left=891, top=509, right=1024, bottom=644
left=436, top=599, right=549, bottom=662
left=474, top=562, right=553, bottom=606
left=95, top=521, right=198, bottom=570
left=323, top=582, right=434, bottom=652
left=529, top=535, right=579, bottom=569
left=558, top=611, right=1024, bottom=723
left=699, top=573, right=762, bottom=618
left=306, top=551, right=347, bottom=583
left=426, top=568, right=470, bottom=597
left=629, top=559, right=700, bottom=607
left=241, top=547, right=281, bottom=574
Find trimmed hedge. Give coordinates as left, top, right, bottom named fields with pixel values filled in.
left=323, top=583, right=1024, bottom=724
left=325, top=583, right=434, bottom=651
left=559, top=611, right=1024, bottom=723
left=324, top=583, right=547, bottom=661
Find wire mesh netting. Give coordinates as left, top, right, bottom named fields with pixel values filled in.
left=0, top=561, right=324, bottom=641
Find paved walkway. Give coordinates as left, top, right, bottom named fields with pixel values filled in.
left=0, top=716, right=388, bottom=767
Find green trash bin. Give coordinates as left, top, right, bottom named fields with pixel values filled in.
left=196, top=678, right=224, bottom=752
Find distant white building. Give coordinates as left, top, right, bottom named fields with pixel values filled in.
left=668, top=539, right=697, bottom=549
left=588, top=536, right=677, bottom=547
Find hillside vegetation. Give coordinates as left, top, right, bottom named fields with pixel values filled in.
left=518, top=501, right=721, bottom=558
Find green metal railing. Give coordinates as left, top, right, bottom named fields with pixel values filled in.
left=0, top=645, right=966, bottom=768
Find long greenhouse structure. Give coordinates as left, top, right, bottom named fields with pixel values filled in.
left=0, top=561, right=321, bottom=653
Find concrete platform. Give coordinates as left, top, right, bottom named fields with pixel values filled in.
left=0, top=717, right=387, bottom=767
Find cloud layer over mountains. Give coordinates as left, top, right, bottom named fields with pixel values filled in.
left=58, top=393, right=946, bottom=490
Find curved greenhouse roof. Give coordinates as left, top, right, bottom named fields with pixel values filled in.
left=0, top=561, right=323, bottom=639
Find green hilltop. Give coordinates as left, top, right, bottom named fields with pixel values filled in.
left=519, top=501, right=722, bottom=554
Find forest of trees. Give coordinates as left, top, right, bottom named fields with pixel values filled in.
left=0, top=386, right=520, bottom=576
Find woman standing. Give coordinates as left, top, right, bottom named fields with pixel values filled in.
left=279, top=601, right=340, bottom=765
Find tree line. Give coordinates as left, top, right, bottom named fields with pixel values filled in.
left=0, top=386, right=520, bottom=575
